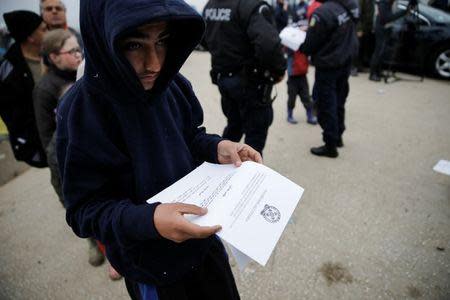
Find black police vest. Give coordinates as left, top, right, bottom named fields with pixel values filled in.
left=203, top=0, right=261, bottom=73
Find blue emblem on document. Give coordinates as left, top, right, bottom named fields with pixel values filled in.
left=260, top=205, right=281, bottom=223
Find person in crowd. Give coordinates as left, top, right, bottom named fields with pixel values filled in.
left=286, top=43, right=317, bottom=125
left=56, top=0, right=262, bottom=298
left=274, top=0, right=290, bottom=32
left=352, top=0, right=374, bottom=76
left=0, top=11, right=48, bottom=167
left=292, top=0, right=309, bottom=25
left=299, top=0, right=359, bottom=158
left=306, top=0, right=322, bottom=19
left=369, top=0, right=410, bottom=81
left=34, top=29, right=81, bottom=161
left=203, top=0, right=286, bottom=155
left=32, top=29, right=108, bottom=271
left=40, top=0, right=83, bottom=47
left=0, top=27, right=13, bottom=59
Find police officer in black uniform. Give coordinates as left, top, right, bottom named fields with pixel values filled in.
left=299, top=0, right=359, bottom=158
left=369, top=0, right=415, bottom=81
left=202, top=0, right=286, bottom=155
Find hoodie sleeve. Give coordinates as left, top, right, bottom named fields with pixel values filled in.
left=57, top=94, right=161, bottom=248
left=61, top=144, right=161, bottom=246
left=176, top=74, right=223, bottom=164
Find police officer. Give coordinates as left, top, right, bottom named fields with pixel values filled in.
left=299, top=0, right=359, bottom=158
left=203, top=0, right=286, bottom=155
left=369, top=0, right=414, bottom=81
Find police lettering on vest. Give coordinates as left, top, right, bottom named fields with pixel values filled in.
left=204, top=8, right=231, bottom=21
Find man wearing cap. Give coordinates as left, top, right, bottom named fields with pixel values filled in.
left=0, top=10, right=48, bottom=167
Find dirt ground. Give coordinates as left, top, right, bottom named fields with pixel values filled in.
left=0, top=51, right=449, bottom=299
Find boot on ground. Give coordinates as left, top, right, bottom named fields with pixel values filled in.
left=306, top=108, right=317, bottom=125
left=88, top=238, right=105, bottom=267
left=310, top=144, right=338, bottom=158
left=369, top=72, right=381, bottom=82
left=287, top=109, right=298, bottom=124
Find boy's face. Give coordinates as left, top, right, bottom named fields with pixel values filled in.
left=119, top=22, right=169, bottom=91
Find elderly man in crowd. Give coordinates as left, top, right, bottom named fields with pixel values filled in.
left=39, top=0, right=82, bottom=47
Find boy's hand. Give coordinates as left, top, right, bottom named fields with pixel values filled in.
left=154, top=203, right=221, bottom=243
left=217, top=140, right=263, bottom=167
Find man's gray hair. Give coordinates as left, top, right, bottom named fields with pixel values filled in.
left=39, top=0, right=67, bottom=13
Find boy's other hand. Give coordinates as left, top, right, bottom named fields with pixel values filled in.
left=217, top=140, right=263, bottom=167
left=154, top=203, right=221, bottom=243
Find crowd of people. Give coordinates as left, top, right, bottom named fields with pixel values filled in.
left=0, top=0, right=420, bottom=299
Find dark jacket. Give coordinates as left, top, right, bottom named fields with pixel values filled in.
left=357, top=0, right=374, bottom=33
left=300, top=0, right=359, bottom=69
left=374, top=0, right=407, bottom=32
left=56, top=0, right=223, bottom=286
left=274, top=2, right=289, bottom=31
left=203, top=0, right=286, bottom=79
left=0, top=43, right=47, bottom=167
left=33, top=67, right=75, bottom=150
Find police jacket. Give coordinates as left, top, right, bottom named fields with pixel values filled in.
left=203, top=0, right=286, bottom=79
left=300, top=0, right=359, bottom=70
left=0, top=43, right=47, bottom=167
left=57, top=0, right=223, bottom=286
left=374, top=0, right=407, bottom=32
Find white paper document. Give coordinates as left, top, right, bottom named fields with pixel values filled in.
left=147, top=161, right=304, bottom=266
left=433, top=160, right=450, bottom=176
left=279, top=26, right=307, bottom=51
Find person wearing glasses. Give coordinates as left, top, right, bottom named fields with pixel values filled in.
left=32, top=29, right=108, bottom=270
left=40, top=0, right=82, bottom=48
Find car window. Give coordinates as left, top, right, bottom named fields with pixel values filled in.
left=419, top=4, right=450, bottom=24
left=397, top=4, right=431, bottom=26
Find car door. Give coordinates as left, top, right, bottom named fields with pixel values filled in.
left=384, top=6, right=431, bottom=69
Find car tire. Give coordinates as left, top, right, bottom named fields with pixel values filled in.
left=430, top=45, right=450, bottom=79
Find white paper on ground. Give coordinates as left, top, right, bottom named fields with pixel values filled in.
left=279, top=26, right=307, bottom=51
left=147, top=161, right=304, bottom=266
left=433, top=160, right=450, bottom=176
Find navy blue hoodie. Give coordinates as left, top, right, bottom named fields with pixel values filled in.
left=56, top=0, right=223, bottom=285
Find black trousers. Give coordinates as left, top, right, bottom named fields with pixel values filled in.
left=370, top=29, right=388, bottom=76
left=217, top=74, right=273, bottom=154
left=287, top=75, right=313, bottom=111
left=312, top=65, right=351, bottom=147
left=125, top=238, right=240, bottom=300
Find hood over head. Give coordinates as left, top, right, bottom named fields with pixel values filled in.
left=79, top=0, right=204, bottom=103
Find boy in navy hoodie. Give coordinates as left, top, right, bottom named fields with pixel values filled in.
left=56, top=0, right=262, bottom=299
